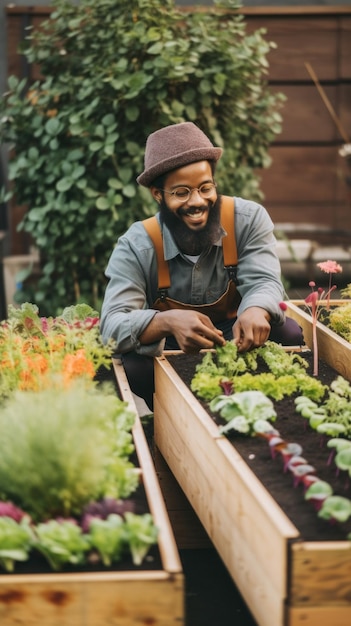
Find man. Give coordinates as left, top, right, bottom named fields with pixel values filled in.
left=100, top=122, right=302, bottom=409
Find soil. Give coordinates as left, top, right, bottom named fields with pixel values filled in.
left=166, top=351, right=351, bottom=543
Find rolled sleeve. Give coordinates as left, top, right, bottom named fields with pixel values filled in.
left=100, top=223, right=164, bottom=355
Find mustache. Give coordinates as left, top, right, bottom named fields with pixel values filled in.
left=177, top=205, right=209, bottom=217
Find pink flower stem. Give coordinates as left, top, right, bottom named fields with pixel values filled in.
left=327, top=273, right=332, bottom=311
left=311, top=295, right=318, bottom=376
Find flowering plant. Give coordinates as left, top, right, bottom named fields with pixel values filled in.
left=316, top=260, right=343, bottom=310
left=280, top=260, right=343, bottom=377
left=0, top=302, right=115, bottom=402
left=303, top=260, right=343, bottom=376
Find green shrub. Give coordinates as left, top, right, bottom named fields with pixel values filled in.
left=0, top=0, right=285, bottom=314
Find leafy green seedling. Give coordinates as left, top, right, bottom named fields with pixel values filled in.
left=335, top=448, right=351, bottom=477
left=317, top=423, right=346, bottom=437
left=213, top=391, right=277, bottom=436
left=33, top=519, right=91, bottom=571
left=0, top=517, right=33, bottom=572
left=305, top=480, right=333, bottom=511
left=318, top=496, right=351, bottom=523
left=89, top=514, right=126, bottom=566
left=124, top=513, right=159, bottom=566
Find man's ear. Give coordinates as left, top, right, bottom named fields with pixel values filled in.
left=150, top=186, right=162, bottom=204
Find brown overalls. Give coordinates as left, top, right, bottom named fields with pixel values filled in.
left=143, top=196, right=242, bottom=323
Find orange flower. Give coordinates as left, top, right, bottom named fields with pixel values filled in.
left=46, top=335, right=66, bottom=352
left=62, top=349, right=95, bottom=385
left=19, top=354, right=49, bottom=391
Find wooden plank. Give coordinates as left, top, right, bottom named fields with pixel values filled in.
left=271, top=84, right=340, bottom=143
left=0, top=574, right=183, bottom=626
left=340, top=17, right=351, bottom=80
left=112, top=359, right=183, bottom=575
left=151, top=430, right=212, bottom=549
left=285, top=301, right=351, bottom=381
left=260, top=146, right=344, bottom=205
left=246, top=17, right=339, bottom=81
left=288, top=605, right=351, bottom=626
left=289, top=541, right=351, bottom=606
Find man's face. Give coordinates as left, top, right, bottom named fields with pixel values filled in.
left=150, top=161, right=221, bottom=255
left=151, top=161, right=217, bottom=231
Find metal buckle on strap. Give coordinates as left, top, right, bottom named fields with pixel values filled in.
left=226, top=265, right=238, bottom=284
left=159, top=288, right=168, bottom=302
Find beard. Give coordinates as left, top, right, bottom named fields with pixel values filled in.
left=159, top=195, right=222, bottom=255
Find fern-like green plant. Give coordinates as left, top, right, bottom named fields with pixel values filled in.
left=0, top=381, right=137, bottom=521
left=329, top=303, right=351, bottom=343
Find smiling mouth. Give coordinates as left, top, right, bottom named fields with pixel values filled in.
left=178, top=206, right=207, bottom=218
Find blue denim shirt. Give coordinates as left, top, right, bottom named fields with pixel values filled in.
left=100, top=196, right=285, bottom=356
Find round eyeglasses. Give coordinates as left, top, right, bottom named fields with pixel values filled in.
left=160, top=182, right=217, bottom=203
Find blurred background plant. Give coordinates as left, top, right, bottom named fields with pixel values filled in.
left=0, top=0, right=285, bottom=315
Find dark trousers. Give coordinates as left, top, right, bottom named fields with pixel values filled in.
left=121, top=316, right=303, bottom=411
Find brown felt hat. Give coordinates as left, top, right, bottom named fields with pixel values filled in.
left=137, top=122, right=223, bottom=187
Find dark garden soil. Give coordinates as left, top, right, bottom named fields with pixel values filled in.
left=166, top=351, right=351, bottom=543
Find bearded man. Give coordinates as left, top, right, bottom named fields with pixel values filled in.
left=100, top=122, right=303, bottom=410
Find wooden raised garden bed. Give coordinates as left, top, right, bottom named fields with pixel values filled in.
left=153, top=340, right=351, bottom=626
left=0, top=360, right=184, bottom=626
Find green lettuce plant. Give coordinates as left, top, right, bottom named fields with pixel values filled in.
left=191, top=341, right=326, bottom=404
left=211, top=390, right=277, bottom=435
left=88, top=514, right=126, bottom=566
left=0, top=381, right=138, bottom=521
left=0, top=516, right=33, bottom=572
left=124, top=512, right=159, bottom=566
left=0, top=0, right=285, bottom=314
left=33, top=519, right=91, bottom=571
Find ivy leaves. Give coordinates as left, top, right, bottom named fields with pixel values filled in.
left=0, top=0, right=285, bottom=314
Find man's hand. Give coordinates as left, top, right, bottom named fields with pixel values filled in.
left=233, top=307, right=271, bottom=352
left=139, top=309, right=225, bottom=353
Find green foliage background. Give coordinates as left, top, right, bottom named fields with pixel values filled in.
left=0, top=0, right=285, bottom=315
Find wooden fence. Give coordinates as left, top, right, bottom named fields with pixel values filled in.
left=4, top=5, right=351, bottom=254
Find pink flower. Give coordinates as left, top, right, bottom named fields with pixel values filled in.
left=0, top=501, right=29, bottom=522
left=279, top=301, right=287, bottom=311
left=305, top=291, right=319, bottom=306
left=317, top=260, right=343, bottom=274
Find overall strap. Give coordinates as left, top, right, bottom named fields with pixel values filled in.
left=142, top=195, right=238, bottom=293
left=220, top=195, right=238, bottom=283
left=143, top=216, right=171, bottom=294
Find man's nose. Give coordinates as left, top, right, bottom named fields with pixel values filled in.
left=187, top=188, right=203, bottom=205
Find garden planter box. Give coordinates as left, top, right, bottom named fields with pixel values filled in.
left=0, top=360, right=184, bottom=626
left=286, top=300, right=351, bottom=381
left=153, top=350, right=351, bottom=626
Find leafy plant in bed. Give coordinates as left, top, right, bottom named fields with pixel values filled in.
left=168, top=341, right=351, bottom=541
left=0, top=304, right=159, bottom=574
left=0, top=379, right=159, bottom=574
